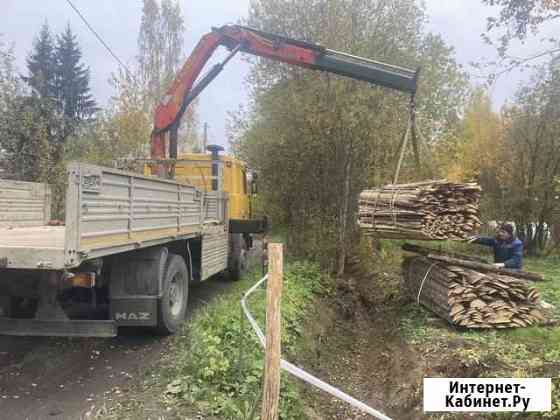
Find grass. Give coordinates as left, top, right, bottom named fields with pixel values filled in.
left=172, top=263, right=321, bottom=419
left=525, top=256, right=560, bottom=318
left=164, top=261, right=326, bottom=419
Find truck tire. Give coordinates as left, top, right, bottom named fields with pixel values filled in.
left=155, top=254, right=189, bottom=335
left=228, top=233, right=247, bottom=281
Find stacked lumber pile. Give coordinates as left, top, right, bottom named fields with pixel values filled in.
left=358, top=180, right=481, bottom=240
left=401, top=248, right=547, bottom=329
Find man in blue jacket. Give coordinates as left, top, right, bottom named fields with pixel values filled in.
left=468, top=223, right=524, bottom=269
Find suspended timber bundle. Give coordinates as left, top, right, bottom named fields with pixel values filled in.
left=401, top=256, right=547, bottom=328
left=358, top=180, right=481, bottom=240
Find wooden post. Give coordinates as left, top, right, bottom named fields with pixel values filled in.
left=261, top=243, right=283, bottom=420
left=262, top=236, right=269, bottom=276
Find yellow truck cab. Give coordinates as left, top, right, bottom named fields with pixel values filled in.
left=173, top=150, right=250, bottom=222
left=145, top=145, right=266, bottom=278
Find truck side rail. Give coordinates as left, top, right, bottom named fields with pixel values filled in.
left=0, top=179, right=51, bottom=228
left=64, top=162, right=228, bottom=267
left=204, top=190, right=227, bottom=223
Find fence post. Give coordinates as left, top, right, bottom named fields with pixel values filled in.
left=262, top=236, right=268, bottom=276
left=261, top=243, right=283, bottom=420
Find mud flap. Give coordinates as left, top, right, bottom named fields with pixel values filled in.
left=110, top=297, right=158, bottom=327
left=109, top=247, right=167, bottom=327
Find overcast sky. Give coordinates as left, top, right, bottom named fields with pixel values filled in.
left=0, top=0, right=551, bottom=149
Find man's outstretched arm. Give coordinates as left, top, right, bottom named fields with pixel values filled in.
left=467, top=236, right=496, bottom=247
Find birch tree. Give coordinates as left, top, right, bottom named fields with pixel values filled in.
left=136, top=0, right=198, bottom=151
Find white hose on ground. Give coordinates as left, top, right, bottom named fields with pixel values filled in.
left=241, top=274, right=393, bottom=420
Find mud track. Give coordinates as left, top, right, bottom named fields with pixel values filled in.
left=0, top=274, right=235, bottom=420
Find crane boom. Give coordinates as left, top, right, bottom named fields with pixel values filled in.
left=151, top=24, right=419, bottom=173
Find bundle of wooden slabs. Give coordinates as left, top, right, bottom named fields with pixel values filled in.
left=358, top=180, right=481, bottom=240
left=402, top=256, right=547, bottom=328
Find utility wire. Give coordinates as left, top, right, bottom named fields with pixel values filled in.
left=64, top=0, right=137, bottom=82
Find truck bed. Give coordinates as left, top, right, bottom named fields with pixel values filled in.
left=0, top=226, right=65, bottom=269
left=1, top=163, right=228, bottom=270
left=0, top=226, right=65, bottom=249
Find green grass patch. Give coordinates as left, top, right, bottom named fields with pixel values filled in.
left=160, top=261, right=326, bottom=419
left=526, top=256, right=560, bottom=317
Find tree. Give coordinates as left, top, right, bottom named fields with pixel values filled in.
left=24, top=22, right=61, bottom=169
left=138, top=0, right=163, bottom=104
left=23, top=23, right=97, bottom=165
left=439, top=89, right=506, bottom=219
left=0, top=36, right=22, bottom=113
left=55, top=25, right=97, bottom=127
left=0, top=35, right=25, bottom=178
left=481, top=0, right=560, bottom=77
left=7, top=24, right=96, bottom=216
left=500, top=60, right=560, bottom=254
left=443, top=90, right=504, bottom=182
left=0, top=96, right=51, bottom=182
left=138, top=0, right=185, bottom=106
left=160, top=0, right=185, bottom=88
left=66, top=67, right=152, bottom=168
left=107, top=68, right=152, bottom=160
left=135, top=0, right=197, bottom=151
left=5, top=24, right=62, bottom=185
left=25, top=22, right=56, bottom=99
left=553, top=177, right=560, bottom=248
left=231, top=0, right=468, bottom=273
left=483, top=0, right=560, bottom=43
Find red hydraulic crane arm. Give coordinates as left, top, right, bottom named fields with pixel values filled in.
left=151, top=24, right=419, bottom=167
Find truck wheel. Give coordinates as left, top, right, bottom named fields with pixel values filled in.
left=228, top=234, right=247, bottom=281
left=155, top=254, right=189, bottom=335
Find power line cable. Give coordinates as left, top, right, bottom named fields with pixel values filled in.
left=64, top=0, right=137, bottom=82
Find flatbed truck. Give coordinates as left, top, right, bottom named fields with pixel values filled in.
left=0, top=23, right=418, bottom=337
left=0, top=161, right=236, bottom=336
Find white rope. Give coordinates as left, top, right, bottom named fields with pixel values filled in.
left=392, top=116, right=412, bottom=185
left=390, top=187, right=401, bottom=228
left=241, top=274, right=268, bottom=347
left=241, top=274, right=393, bottom=420
left=417, top=261, right=439, bottom=304
left=371, top=190, right=379, bottom=228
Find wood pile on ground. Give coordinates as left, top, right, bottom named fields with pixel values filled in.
left=401, top=243, right=545, bottom=282
left=401, top=246, right=547, bottom=329
left=358, top=180, right=481, bottom=240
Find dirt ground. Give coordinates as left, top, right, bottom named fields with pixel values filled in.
left=0, top=275, right=234, bottom=420
left=297, top=256, right=487, bottom=420
left=296, top=261, right=422, bottom=419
